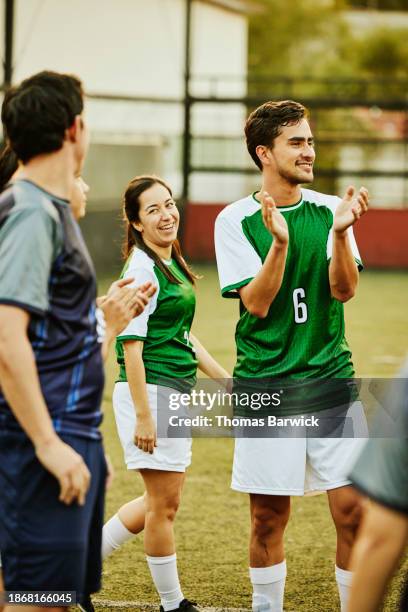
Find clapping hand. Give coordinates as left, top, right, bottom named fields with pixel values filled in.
left=97, top=278, right=157, bottom=337
left=260, top=191, right=289, bottom=245
left=334, top=186, right=369, bottom=234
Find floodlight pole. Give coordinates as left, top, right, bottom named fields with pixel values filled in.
left=181, top=0, right=192, bottom=205
left=4, top=0, right=14, bottom=88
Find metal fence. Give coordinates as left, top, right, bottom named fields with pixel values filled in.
left=82, top=75, right=408, bottom=209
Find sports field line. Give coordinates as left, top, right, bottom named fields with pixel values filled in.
left=94, top=599, right=250, bottom=611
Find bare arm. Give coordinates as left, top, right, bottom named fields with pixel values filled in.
left=0, top=305, right=90, bottom=505
left=123, top=340, right=156, bottom=454
left=190, top=333, right=230, bottom=379
left=329, top=186, right=368, bottom=302
left=239, top=192, right=288, bottom=318
left=348, top=499, right=408, bottom=612
left=329, top=232, right=359, bottom=302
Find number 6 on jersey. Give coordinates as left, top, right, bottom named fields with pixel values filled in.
left=293, top=288, right=308, bottom=323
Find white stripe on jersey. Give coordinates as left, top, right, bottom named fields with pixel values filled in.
left=117, top=248, right=160, bottom=340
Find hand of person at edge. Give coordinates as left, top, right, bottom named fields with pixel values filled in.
left=35, top=436, right=91, bottom=506
left=97, top=278, right=157, bottom=336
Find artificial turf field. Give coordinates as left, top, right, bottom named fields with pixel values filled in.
left=96, top=267, right=408, bottom=612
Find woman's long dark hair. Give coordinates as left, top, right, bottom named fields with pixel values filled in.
left=0, top=144, right=18, bottom=192
left=122, top=175, right=198, bottom=285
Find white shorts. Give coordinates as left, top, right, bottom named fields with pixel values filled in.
left=232, top=401, right=368, bottom=495
left=113, top=382, right=192, bottom=472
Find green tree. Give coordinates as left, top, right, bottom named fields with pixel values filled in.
left=248, top=0, right=355, bottom=81
left=247, top=0, right=408, bottom=93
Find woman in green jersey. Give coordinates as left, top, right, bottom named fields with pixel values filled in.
left=104, top=175, right=229, bottom=612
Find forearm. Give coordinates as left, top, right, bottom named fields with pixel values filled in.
left=349, top=502, right=408, bottom=612
left=0, top=335, right=56, bottom=447
left=329, top=231, right=358, bottom=302
left=239, top=241, right=288, bottom=318
left=190, top=333, right=230, bottom=379
left=101, top=328, right=115, bottom=362
left=124, top=343, right=151, bottom=418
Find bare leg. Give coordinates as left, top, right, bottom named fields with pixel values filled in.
left=249, top=495, right=290, bottom=611
left=348, top=500, right=408, bottom=612
left=140, top=470, right=185, bottom=556
left=102, top=493, right=147, bottom=560
left=118, top=494, right=146, bottom=534
left=140, top=470, right=187, bottom=610
left=249, top=494, right=290, bottom=567
left=328, top=485, right=362, bottom=569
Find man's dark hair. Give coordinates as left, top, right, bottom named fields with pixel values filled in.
left=1, top=71, right=84, bottom=163
left=245, top=100, right=309, bottom=170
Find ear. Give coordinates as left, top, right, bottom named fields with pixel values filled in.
left=132, top=221, right=143, bottom=233
left=255, top=145, right=271, bottom=168
left=66, top=115, right=82, bottom=143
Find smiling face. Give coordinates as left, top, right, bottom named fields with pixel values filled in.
left=133, top=182, right=179, bottom=250
left=257, top=119, right=315, bottom=186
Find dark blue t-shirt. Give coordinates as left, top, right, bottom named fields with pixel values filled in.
left=0, top=179, right=104, bottom=440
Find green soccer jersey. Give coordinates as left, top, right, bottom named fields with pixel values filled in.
left=115, top=248, right=198, bottom=392
left=215, top=189, right=362, bottom=382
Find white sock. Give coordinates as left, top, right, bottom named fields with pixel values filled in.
left=102, top=514, right=134, bottom=560
left=335, top=565, right=353, bottom=612
left=146, top=553, right=184, bottom=611
left=250, top=561, right=287, bottom=612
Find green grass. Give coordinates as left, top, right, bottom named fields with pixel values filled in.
left=97, top=268, right=408, bottom=611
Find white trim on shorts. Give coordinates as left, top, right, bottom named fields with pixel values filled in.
left=231, top=401, right=368, bottom=496
left=112, top=382, right=192, bottom=473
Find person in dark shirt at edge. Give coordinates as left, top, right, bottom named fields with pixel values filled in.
left=0, top=72, right=155, bottom=612
left=348, top=362, right=408, bottom=612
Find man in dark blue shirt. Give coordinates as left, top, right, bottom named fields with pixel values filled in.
left=0, top=71, right=153, bottom=611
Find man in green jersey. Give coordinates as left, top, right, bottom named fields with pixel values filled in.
left=214, top=100, right=369, bottom=612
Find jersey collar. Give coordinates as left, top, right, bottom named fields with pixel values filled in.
left=252, top=191, right=304, bottom=212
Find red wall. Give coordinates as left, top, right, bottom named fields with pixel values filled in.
left=353, top=209, right=408, bottom=268
left=183, top=204, right=408, bottom=268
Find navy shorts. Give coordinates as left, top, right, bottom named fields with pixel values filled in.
left=0, top=432, right=106, bottom=601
